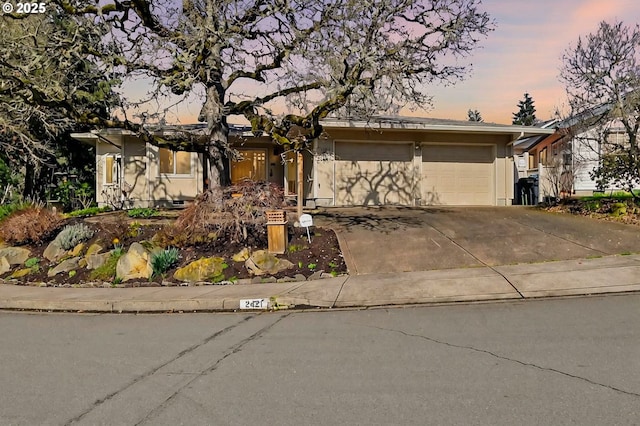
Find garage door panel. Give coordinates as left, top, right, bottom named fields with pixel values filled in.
left=422, top=145, right=494, bottom=206
left=335, top=143, right=414, bottom=206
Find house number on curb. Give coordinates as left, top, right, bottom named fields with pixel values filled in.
left=240, top=298, right=269, bottom=309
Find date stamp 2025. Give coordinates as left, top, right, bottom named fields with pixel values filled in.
left=2, top=2, right=47, bottom=15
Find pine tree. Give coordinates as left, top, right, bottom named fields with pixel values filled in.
left=467, top=109, right=483, bottom=122
left=512, top=92, right=538, bottom=125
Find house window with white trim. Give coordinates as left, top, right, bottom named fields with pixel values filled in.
left=159, top=148, right=192, bottom=175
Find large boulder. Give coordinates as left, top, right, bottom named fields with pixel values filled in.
left=245, top=250, right=294, bottom=276
left=0, top=256, right=10, bottom=275
left=85, top=252, right=112, bottom=270
left=48, top=257, right=81, bottom=277
left=43, top=240, right=66, bottom=262
left=173, top=257, right=227, bottom=282
left=0, top=247, right=30, bottom=265
left=116, top=242, right=152, bottom=282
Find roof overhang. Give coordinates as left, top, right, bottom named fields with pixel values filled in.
left=320, top=117, right=555, bottom=140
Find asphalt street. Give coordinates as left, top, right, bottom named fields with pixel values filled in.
left=1, top=295, right=639, bottom=425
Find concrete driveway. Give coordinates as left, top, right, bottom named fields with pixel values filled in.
left=314, top=206, right=640, bottom=275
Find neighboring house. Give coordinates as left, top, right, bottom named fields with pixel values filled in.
left=72, top=116, right=553, bottom=209
left=516, top=112, right=632, bottom=202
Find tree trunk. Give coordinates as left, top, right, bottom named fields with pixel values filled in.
left=200, top=84, right=231, bottom=189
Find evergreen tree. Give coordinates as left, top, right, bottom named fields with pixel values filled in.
left=467, top=109, right=483, bottom=122
left=512, top=92, right=538, bottom=125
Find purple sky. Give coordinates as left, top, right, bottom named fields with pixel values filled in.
left=126, top=0, right=640, bottom=126
left=414, top=0, right=640, bottom=124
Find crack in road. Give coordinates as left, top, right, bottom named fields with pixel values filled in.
left=134, top=312, right=291, bottom=426
left=365, top=324, right=640, bottom=399
left=64, top=314, right=257, bottom=425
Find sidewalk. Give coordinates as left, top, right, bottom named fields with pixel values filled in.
left=2, top=254, right=640, bottom=313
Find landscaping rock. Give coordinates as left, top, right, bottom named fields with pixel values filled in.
left=307, top=270, right=325, bottom=281
left=43, top=240, right=66, bottom=262
left=294, top=274, right=307, bottom=282
left=9, top=268, right=32, bottom=279
left=85, top=243, right=104, bottom=257
left=85, top=252, right=112, bottom=270
left=0, top=256, right=10, bottom=275
left=0, top=247, right=31, bottom=265
left=48, top=257, right=81, bottom=277
left=245, top=250, right=294, bottom=276
left=70, top=243, right=85, bottom=257
left=116, top=243, right=152, bottom=282
left=173, top=257, right=227, bottom=282
left=232, top=248, right=251, bottom=262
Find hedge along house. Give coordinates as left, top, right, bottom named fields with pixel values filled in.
left=72, top=117, right=553, bottom=209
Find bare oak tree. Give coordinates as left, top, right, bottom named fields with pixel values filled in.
left=0, top=13, right=119, bottom=164
left=560, top=21, right=640, bottom=197
left=9, top=0, right=494, bottom=189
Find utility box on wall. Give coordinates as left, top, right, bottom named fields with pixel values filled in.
left=265, top=210, right=288, bottom=254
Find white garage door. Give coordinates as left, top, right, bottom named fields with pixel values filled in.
left=335, top=142, right=414, bottom=206
left=421, top=144, right=494, bottom=205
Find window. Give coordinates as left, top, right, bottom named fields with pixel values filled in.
left=528, top=152, right=537, bottom=170
left=540, top=148, right=547, bottom=166
left=159, top=148, right=191, bottom=175
left=104, top=154, right=120, bottom=184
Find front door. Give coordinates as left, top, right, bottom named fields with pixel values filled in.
left=231, top=149, right=267, bottom=183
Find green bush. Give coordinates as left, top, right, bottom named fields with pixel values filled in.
left=126, top=208, right=159, bottom=218
left=89, top=251, right=124, bottom=281
left=67, top=206, right=111, bottom=218
left=57, top=223, right=95, bottom=250
left=151, top=247, right=180, bottom=277
left=24, top=257, right=40, bottom=268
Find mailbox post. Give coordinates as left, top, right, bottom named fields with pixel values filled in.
left=265, top=210, right=288, bottom=254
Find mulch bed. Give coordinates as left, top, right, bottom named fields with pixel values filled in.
left=0, top=212, right=347, bottom=287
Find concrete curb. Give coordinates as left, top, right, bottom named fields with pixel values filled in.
left=1, top=256, right=640, bottom=313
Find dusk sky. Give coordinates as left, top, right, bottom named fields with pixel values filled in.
left=417, top=0, right=640, bottom=124
left=129, top=0, right=640, bottom=126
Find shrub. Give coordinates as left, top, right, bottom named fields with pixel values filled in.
left=67, top=206, right=111, bottom=218
left=151, top=247, right=180, bottom=277
left=24, top=257, right=40, bottom=268
left=0, top=206, right=62, bottom=245
left=56, top=223, right=95, bottom=250
left=127, top=208, right=159, bottom=218
left=0, top=201, right=31, bottom=223
left=163, top=181, right=284, bottom=246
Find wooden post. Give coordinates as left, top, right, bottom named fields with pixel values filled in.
left=297, top=151, right=303, bottom=220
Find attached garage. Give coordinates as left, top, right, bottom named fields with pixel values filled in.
left=334, top=141, right=415, bottom=206
left=421, top=144, right=495, bottom=206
